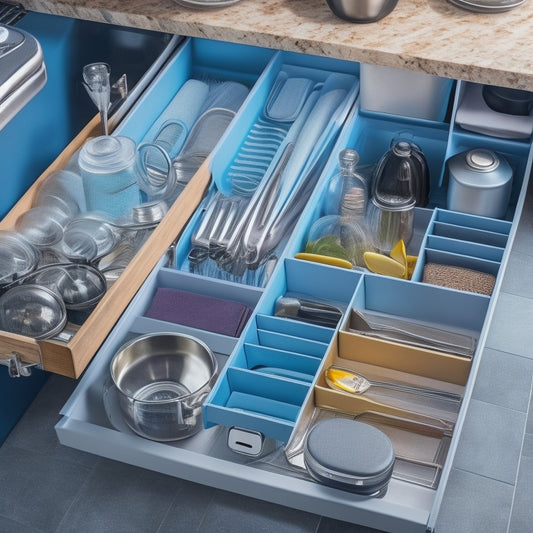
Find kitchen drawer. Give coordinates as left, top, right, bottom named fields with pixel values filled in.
left=56, top=49, right=531, bottom=533
left=0, top=37, right=274, bottom=377
left=56, top=256, right=440, bottom=533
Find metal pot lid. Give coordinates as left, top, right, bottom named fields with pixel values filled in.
left=32, top=263, right=107, bottom=309
left=61, top=215, right=118, bottom=262
left=0, top=284, right=66, bottom=340
left=0, top=230, right=40, bottom=286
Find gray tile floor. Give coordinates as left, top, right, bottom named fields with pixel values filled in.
left=0, top=373, right=384, bottom=533
left=433, top=184, right=533, bottom=533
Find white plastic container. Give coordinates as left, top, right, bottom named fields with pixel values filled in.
left=360, top=63, right=453, bottom=121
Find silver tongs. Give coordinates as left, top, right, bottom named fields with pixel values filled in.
left=350, top=308, right=477, bottom=358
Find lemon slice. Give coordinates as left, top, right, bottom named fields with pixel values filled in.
left=364, top=251, right=406, bottom=278
left=390, top=240, right=408, bottom=279
left=295, top=252, right=353, bottom=269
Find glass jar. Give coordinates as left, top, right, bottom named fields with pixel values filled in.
left=368, top=140, right=419, bottom=253
left=372, top=139, right=429, bottom=207
left=367, top=195, right=415, bottom=254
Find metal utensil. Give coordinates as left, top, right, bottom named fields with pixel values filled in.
left=350, top=308, right=476, bottom=357
left=325, top=366, right=462, bottom=402
left=274, top=296, right=343, bottom=327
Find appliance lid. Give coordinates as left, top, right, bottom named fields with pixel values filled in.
left=0, top=23, right=44, bottom=101
left=0, top=23, right=46, bottom=130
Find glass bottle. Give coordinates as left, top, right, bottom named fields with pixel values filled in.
left=372, top=139, right=430, bottom=207
left=367, top=141, right=418, bottom=253
left=325, top=148, right=368, bottom=223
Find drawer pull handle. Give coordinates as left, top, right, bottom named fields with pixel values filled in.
left=0, top=352, right=38, bottom=378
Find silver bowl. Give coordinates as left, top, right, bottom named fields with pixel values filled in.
left=326, top=0, right=399, bottom=23
left=110, top=333, right=218, bottom=441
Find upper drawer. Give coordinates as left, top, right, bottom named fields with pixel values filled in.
left=0, top=37, right=274, bottom=378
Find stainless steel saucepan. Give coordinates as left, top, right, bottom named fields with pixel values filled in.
left=110, top=332, right=218, bottom=441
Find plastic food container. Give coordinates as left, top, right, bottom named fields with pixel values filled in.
left=304, top=418, right=395, bottom=495
left=360, top=64, right=453, bottom=121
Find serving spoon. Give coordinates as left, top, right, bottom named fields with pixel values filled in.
left=325, top=365, right=462, bottom=402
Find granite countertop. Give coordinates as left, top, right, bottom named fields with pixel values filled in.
left=21, top=0, right=533, bottom=90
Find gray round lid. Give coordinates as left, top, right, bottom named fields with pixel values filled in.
left=304, top=418, right=395, bottom=479
left=447, top=149, right=513, bottom=189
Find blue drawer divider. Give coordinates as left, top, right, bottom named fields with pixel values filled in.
left=202, top=258, right=362, bottom=441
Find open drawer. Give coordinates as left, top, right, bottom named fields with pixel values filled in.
left=0, top=37, right=275, bottom=377
left=56, top=255, right=446, bottom=533
left=56, top=60, right=531, bottom=532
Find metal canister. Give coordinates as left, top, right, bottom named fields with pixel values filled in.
left=446, top=148, right=513, bottom=219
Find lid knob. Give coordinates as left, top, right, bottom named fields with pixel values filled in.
left=465, top=149, right=500, bottom=172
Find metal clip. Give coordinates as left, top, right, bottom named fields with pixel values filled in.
left=0, top=352, right=38, bottom=378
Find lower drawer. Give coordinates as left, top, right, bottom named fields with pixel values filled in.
left=56, top=277, right=439, bottom=533
left=55, top=243, right=501, bottom=533
left=53, top=40, right=530, bottom=533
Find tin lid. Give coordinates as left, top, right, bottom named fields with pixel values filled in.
left=447, top=148, right=513, bottom=189
left=465, top=149, right=500, bottom=172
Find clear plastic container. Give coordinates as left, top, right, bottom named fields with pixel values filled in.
left=79, top=135, right=140, bottom=219
left=305, top=215, right=374, bottom=268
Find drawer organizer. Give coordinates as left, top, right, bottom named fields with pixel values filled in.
left=56, top=58, right=532, bottom=533
left=410, top=208, right=513, bottom=285
left=174, top=51, right=359, bottom=287
left=204, top=259, right=361, bottom=442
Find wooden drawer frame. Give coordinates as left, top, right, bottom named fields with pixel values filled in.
left=0, top=115, right=210, bottom=377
